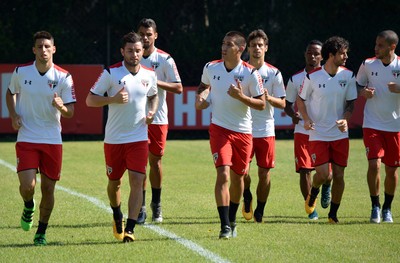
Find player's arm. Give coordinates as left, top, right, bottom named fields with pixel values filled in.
left=195, top=82, right=210, bottom=110
left=52, top=93, right=74, bottom=118
left=157, top=80, right=183, bottom=94
left=284, top=100, right=301, bottom=125
left=388, top=82, right=400, bottom=93
left=266, top=93, right=285, bottom=109
left=146, top=94, right=159, bottom=124
left=86, top=87, right=128, bottom=107
left=296, top=95, right=313, bottom=130
left=228, top=79, right=266, bottom=110
left=336, top=99, right=355, bottom=132
left=5, top=89, right=22, bottom=130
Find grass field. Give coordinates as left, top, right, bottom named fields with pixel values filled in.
left=0, top=139, right=399, bottom=263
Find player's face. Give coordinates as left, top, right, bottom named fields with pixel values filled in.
left=332, top=48, right=348, bottom=67
left=374, top=36, right=392, bottom=60
left=32, top=38, right=55, bottom=64
left=221, top=36, right=241, bottom=61
left=121, top=42, right=144, bottom=68
left=138, top=26, right=157, bottom=50
left=248, top=37, right=267, bottom=59
left=305, top=44, right=322, bottom=68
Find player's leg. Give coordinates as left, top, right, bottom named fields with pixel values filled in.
left=254, top=167, right=270, bottom=223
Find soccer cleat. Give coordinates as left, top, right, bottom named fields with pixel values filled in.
left=137, top=206, right=147, bottom=225
left=242, top=197, right=253, bottom=221
left=328, top=217, right=339, bottom=224
left=219, top=225, right=231, bottom=240
left=123, top=230, right=135, bottom=242
left=151, top=202, right=163, bottom=223
left=33, top=233, right=47, bottom=246
left=21, top=201, right=35, bottom=231
left=382, top=209, right=393, bottom=223
left=321, top=183, right=331, bottom=209
left=113, top=218, right=125, bottom=241
left=230, top=222, right=237, bottom=238
left=370, top=206, right=381, bottom=224
left=308, top=210, right=318, bottom=220
left=305, top=194, right=317, bottom=215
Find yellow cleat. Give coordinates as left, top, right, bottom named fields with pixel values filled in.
left=123, top=231, right=135, bottom=242
left=305, top=195, right=317, bottom=215
left=113, top=219, right=124, bottom=241
left=242, top=199, right=253, bottom=221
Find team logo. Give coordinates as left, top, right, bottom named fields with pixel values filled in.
left=141, top=79, right=149, bottom=88
left=24, top=80, right=32, bottom=85
left=295, top=157, right=298, bottom=164
left=151, top=62, right=160, bottom=70
left=311, top=153, right=316, bottom=164
left=261, top=75, right=269, bottom=84
left=213, top=75, right=220, bottom=80
left=371, top=72, right=378, bottom=76
left=48, top=80, right=58, bottom=89
left=118, top=80, right=126, bottom=85
left=338, top=80, right=347, bottom=88
left=365, top=147, right=369, bottom=156
left=106, top=165, right=113, bottom=175
left=318, top=83, right=326, bottom=88
left=212, top=152, right=218, bottom=164
left=392, top=70, right=400, bottom=79
left=234, top=75, right=244, bottom=82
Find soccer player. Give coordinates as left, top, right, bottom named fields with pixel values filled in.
left=356, top=30, right=400, bottom=223
left=86, top=32, right=158, bottom=242
left=285, top=40, right=332, bottom=220
left=298, top=36, right=357, bottom=223
left=241, top=29, right=286, bottom=223
left=195, top=31, right=265, bottom=239
left=136, top=18, right=183, bottom=223
left=6, top=31, right=76, bottom=246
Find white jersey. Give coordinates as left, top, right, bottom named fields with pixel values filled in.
left=8, top=61, right=76, bottom=144
left=251, top=62, right=286, bottom=137
left=201, top=59, right=264, bottom=133
left=286, top=69, right=309, bottom=135
left=356, top=55, right=400, bottom=132
left=299, top=66, right=357, bottom=141
left=140, top=48, right=181, bottom=124
left=90, top=61, right=157, bottom=144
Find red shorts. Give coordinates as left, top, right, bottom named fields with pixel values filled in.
left=252, top=136, right=275, bottom=169
left=309, top=138, right=349, bottom=167
left=294, top=133, right=314, bottom=172
left=16, top=142, right=62, bottom=180
left=209, top=124, right=252, bottom=175
left=104, top=141, right=148, bottom=180
left=148, top=124, right=168, bottom=156
left=363, top=128, right=400, bottom=167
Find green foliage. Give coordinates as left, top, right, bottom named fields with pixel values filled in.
left=0, top=139, right=399, bottom=262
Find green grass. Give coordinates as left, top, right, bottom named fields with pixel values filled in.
left=0, top=139, right=399, bottom=262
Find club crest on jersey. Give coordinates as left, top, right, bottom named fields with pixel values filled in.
left=234, top=75, right=244, bottom=82
left=392, top=70, right=400, bottom=79
left=141, top=79, right=149, bottom=88
left=338, top=80, right=347, bottom=88
left=48, top=80, right=58, bottom=89
left=151, top=62, right=160, bottom=70
left=261, top=75, right=269, bottom=83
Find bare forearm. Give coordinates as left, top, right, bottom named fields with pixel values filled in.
left=147, top=94, right=159, bottom=113
left=266, top=95, right=285, bottom=109
left=157, top=80, right=183, bottom=94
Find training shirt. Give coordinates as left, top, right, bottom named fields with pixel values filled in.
left=356, top=55, right=400, bottom=132
left=201, top=59, right=264, bottom=134
left=286, top=69, right=309, bottom=135
left=251, top=62, right=286, bottom=138
left=140, top=48, right=181, bottom=125
left=298, top=66, right=357, bottom=141
left=90, top=61, right=157, bottom=144
left=8, top=61, right=76, bottom=144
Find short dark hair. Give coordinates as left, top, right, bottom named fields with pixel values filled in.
left=247, top=29, right=269, bottom=46
left=306, top=39, right=323, bottom=49
left=137, top=18, right=157, bottom=32
left=33, top=31, right=54, bottom=45
left=377, top=30, right=398, bottom=46
left=121, top=32, right=143, bottom=48
left=225, top=31, right=246, bottom=48
left=321, top=36, right=349, bottom=61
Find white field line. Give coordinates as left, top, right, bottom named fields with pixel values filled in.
left=0, top=158, right=230, bottom=263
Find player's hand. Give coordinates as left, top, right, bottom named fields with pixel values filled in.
left=227, top=79, right=243, bottom=99
left=362, top=87, right=375, bottom=99
left=52, top=93, right=65, bottom=111
left=388, top=82, right=399, bottom=93
left=304, top=119, right=315, bottom=130
left=336, top=119, right=348, bottom=132
left=145, top=111, right=155, bottom=124
left=114, top=87, right=129, bottom=104
left=11, top=115, right=22, bottom=130
left=292, top=112, right=302, bottom=125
